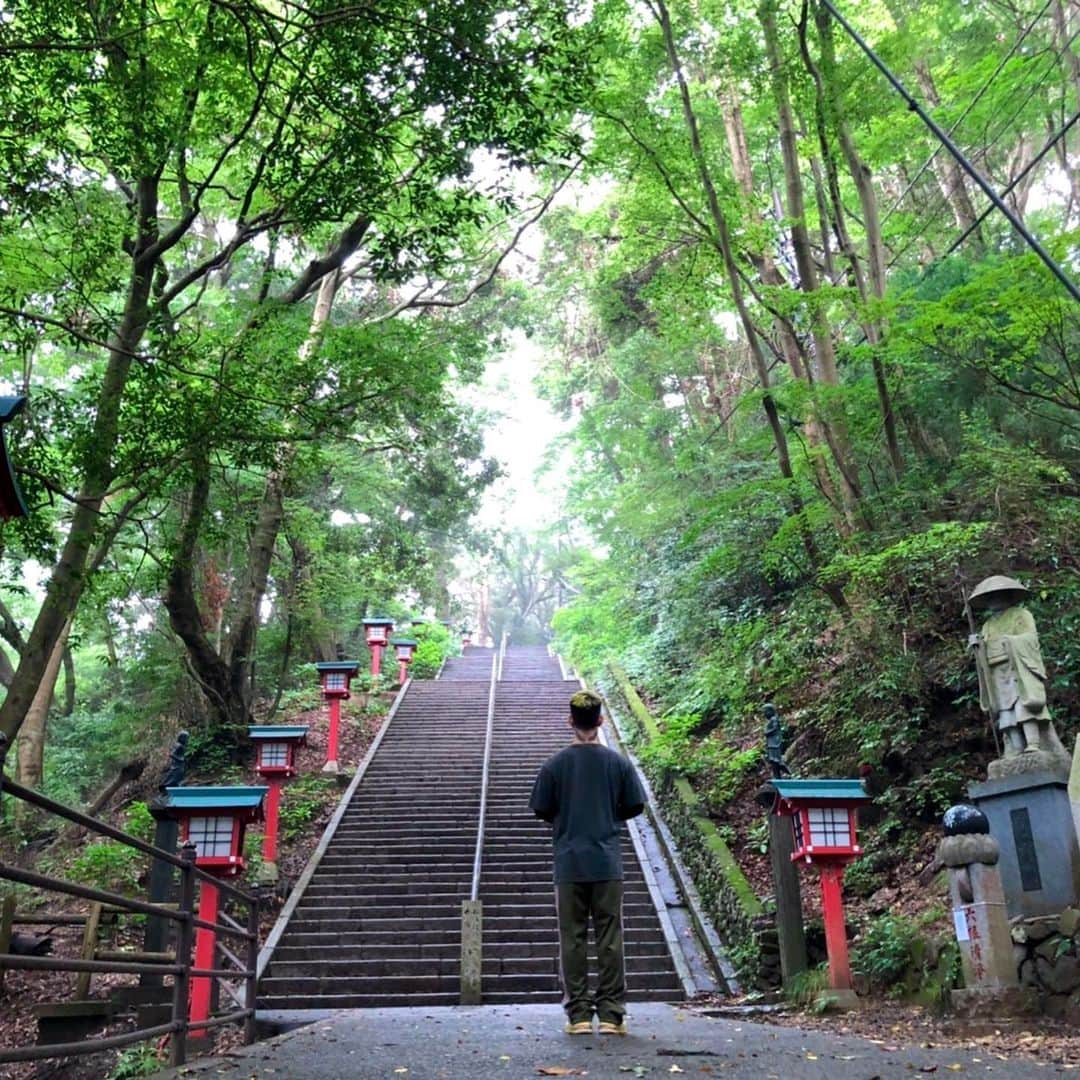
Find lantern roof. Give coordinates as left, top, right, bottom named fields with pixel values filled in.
left=363, top=616, right=394, bottom=626
left=771, top=779, right=870, bottom=805
left=163, top=786, right=268, bottom=812
left=391, top=637, right=418, bottom=647
left=0, top=395, right=28, bottom=520
left=315, top=660, right=360, bottom=673
left=248, top=725, right=309, bottom=741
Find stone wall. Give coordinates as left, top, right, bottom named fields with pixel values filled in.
left=1013, top=908, right=1080, bottom=1017
left=602, top=663, right=773, bottom=987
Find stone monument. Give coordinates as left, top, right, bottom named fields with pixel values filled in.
left=966, top=576, right=1080, bottom=918
left=939, top=804, right=1036, bottom=1017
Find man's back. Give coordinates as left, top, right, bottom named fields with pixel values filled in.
left=530, top=743, right=644, bottom=883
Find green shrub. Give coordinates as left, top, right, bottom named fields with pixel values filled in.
left=855, top=913, right=920, bottom=990
left=123, top=802, right=155, bottom=843
left=107, top=1044, right=161, bottom=1079
left=279, top=775, right=336, bottom=839
left=70, top=842, right=144, bottom=894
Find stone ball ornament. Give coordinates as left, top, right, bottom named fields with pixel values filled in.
left=943, top=803, right=990, bottom=836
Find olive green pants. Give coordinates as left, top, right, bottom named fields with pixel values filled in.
left=555, top=880, right=625, bottom=1023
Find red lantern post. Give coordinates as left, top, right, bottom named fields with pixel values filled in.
left=163, top=786, right=266, bottom=1037
left=249, top=726, right=308, bottom=880
left=391, top=638, right=418, bottom=684
left=770, top=779, right=870, bottom=1004
left=315, top=661, right=359, bottom=774
left=363, top=617, right=395, bottom=679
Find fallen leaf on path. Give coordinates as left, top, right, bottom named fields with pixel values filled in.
left=536, top=1068, right=586, bottom=1077
left=919, top=1067, right=937, bottom=1074
left=669, top=1068, right=684, bottom=1075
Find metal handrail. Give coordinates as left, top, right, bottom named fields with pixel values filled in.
left=0, top=732, right=259, bottom=1067
left=469, top=654, right=498, bottom=902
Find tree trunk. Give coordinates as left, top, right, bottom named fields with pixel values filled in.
left=0, top=178, right=160, bottom=744
left=912, top=60, right=985, bottom=251
left=719, top=85, right=843, bottom=517
left=761, top=0, right=866, bottom=530
left=652, top=0, right=847, bottom=610
left=0, top=647, right=14, bottom=689
left=15, top=618, right=72, bottom=793
left=804, top=2, right=904, bottom=479
left=166, top=270, right=341, bottom=735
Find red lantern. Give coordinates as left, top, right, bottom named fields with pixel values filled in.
left=163, top=786, right=266, bottom=1036
left=315, top=662, right=359, bottom=773
left=390, top=638, right=418, bottom=684
left=363, top=617, right=395, bottom=678
left=249, top=726, right=308, bottom=874
left=771, top=779, right=870, bottom=999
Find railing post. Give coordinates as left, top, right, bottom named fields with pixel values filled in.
left=462, top=654, right=497, bottom=1004
left=244, top=895, right=259, bottom=1044
left=170, top=843, right=197, bottom=1068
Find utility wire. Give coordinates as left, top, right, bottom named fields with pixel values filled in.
left=885, top=37, right=1075, bottom=270
left=879, top=0, right=1055, bottom=226
left=818, top=0, right=1080, bottom=302
left=946, top=110, right=1080, bottom=256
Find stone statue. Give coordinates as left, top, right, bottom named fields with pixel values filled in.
left=763, top=702, right=791, bottom=779
left=967, top=576, right=1068, bottom=777
left=159, top=730, right=189, bottom=791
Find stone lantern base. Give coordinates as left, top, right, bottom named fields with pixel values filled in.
left=950, top=985, right=1038, bottom=1019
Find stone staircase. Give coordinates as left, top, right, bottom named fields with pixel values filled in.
left=258, top=653, right=491, bottom=1008
left=257, top=644, right=684, bottom=1010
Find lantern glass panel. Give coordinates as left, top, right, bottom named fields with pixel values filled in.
left=807, top=806, right=852, bottom=847
left=189, top=815, right=235, bottom=858
left=261, top=742, right=289, bottom=767
left=792, top=811, right=804, bottom=849
left=323, top=672, right=347, bottom=690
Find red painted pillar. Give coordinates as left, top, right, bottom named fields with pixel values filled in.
left=189, top=879, right=220, bottom=1037
left=398, top=659, right=408, bottom=684
left=819, top=863, right=852, bottom=991
left=370, top=644, right=383, bottom=678
left=325, top=696, right=342, bottom=771
left=262, top=778, right=283, bottom=864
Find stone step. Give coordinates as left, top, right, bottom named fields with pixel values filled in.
left=258, top=970, right=682, bottom=998
left=257, top=986, right=683, bottom=1010
left=269, top=939, right=673, bottom=962
left=266, top=950, right=670, bottom=980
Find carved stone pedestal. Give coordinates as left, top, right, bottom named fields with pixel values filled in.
left=969, top=771, right=1080, bottom=919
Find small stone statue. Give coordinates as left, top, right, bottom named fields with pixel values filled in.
left=763, top=702, right=791, bottom=779
left=159, top=731, right=189, bottom=791
left=966, top=576, right=1068, bottom=777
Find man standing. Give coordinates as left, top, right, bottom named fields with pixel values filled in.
left=529, top=690, right=646, bottom=1036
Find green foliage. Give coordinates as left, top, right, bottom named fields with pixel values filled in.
left=279, top=775, right=337, bottom=840
left=70, top=843, right=144, bottom=895
left=123, top=803, right=155, bottom=844
left=107, top=1045, right=162, bottom=1080
left=784, top=965, right=830, bottom=1009
left=855, top=914, right=921, bottom=989
left=853, top=910, right=960, bottom=1002
left=408, top=622, right=457, bottom=680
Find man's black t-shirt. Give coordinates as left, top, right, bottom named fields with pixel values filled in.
left=529, top=742, right=646, bottom=883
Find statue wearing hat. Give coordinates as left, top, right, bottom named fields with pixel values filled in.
left=967, top=575, right=1068, bottom=777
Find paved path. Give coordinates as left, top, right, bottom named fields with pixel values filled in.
left=150, top=1003, right=1062, bottom=1078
